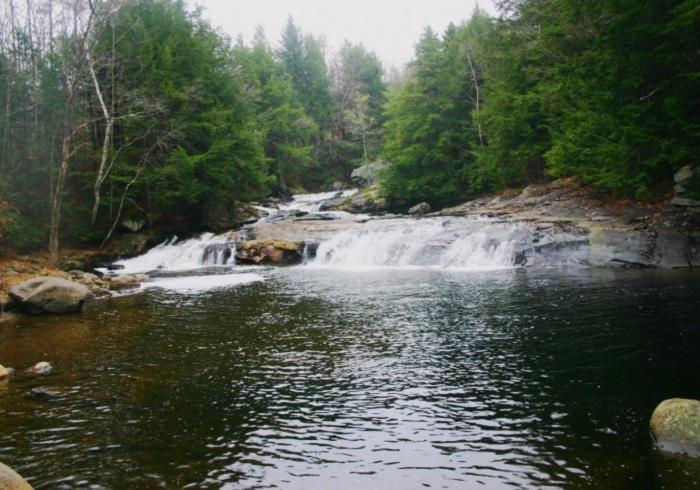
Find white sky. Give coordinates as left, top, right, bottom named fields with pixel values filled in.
left=188, top=0, right=498, bottom=71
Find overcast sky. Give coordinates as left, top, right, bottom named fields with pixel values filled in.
left=188, top=0, right=497, bottom=71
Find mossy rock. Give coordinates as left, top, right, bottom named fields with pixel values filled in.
left=651, top=398, right=700, bottom=456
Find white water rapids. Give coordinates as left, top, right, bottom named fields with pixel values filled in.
left=110, top=190, right=529, bottom=275
left=110, top=191, right=357, bottom=274
left=311, top=217, right=521, bottom=271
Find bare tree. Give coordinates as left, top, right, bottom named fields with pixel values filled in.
left=48, top=0, right=95, bottom=260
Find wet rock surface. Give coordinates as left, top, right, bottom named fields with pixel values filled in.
left=437, top=178, right=700, bottom=268
left=26, top=362, right=53, bottom=376
left=109, top=274, right=146, bottom=291
left=235, top=239, right=306, bottom=265
left=409, top=202, right=431, bottom=215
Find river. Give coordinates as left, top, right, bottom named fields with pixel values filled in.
left=1, top=192, right=699, bottom=488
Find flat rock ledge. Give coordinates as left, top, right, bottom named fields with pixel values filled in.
left=651, top=398, right=700, bottom=456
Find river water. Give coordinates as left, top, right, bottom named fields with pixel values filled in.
left=1, top=194, right=700, bottom=489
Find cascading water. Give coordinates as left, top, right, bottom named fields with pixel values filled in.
left=110, top=232, right=239, bottom=274
left=110, top=190, right=360, bottom=274
left=279, top=189, right=357, bottom=213
left=310, top=217, right=526, bottom=271
left=253, top=189, right=360, bottom=225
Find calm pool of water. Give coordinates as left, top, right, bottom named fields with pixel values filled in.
left=1, top=268, right=700, bottom=488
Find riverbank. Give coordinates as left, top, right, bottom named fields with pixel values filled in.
left=2, top=174, right=699, bottom=312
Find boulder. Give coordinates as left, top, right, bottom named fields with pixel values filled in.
left=121, top=218, right=146, bottom=233
left=675, top=165, right=695, bottom=184
left=409, top=202, right=431, bottom=215
left=9, top=277, right=91, bottom=314
left=26, top=361, right=53, bottom=376
left=69, top=271, right=100, bottom=283
left=670, top=165, right=700, bottom=207
left=0, top=461, right=33, bottom=490
left=236, top=238, right=304, bottom=265
left=351, top=161, right=388, bottom=187
left=0, top=364, right=13, bottom=381
left=69, top=271, right=110, bottom=297
left=650, top=398, right=700, bottom=455
left=109, top=274, right=142, bottom=291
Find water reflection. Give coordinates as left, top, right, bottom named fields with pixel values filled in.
left=0, top=269, right=699, bottom=488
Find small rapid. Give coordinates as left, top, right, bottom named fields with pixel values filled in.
left=111, top=190, right=360, bottom=274
left=311, top=217, right=524, bottom=271
left=109, top=232, right=238, bottom=274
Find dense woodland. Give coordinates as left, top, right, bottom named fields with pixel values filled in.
left=0, top=0, right=698, bottom=256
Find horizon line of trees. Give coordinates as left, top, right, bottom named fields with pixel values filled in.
left=382, top=0, right=699, bottom=205
left=0, top=0, right=387, bottom=256
left=1, top=0, right=698, bottom=256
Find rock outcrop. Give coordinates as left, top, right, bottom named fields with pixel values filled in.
left=236, top=238, right=305, bottom=265
left=351, top=161, right=388, bottom=187
left=320, top=186, right=387, bottom=214
left=651, top=398, right=700, bottom=455
left=439, top=178, right=700, bottom=269
left=671, top=165, right=700, bottom=208
left=9, top=277, right=91, bottom=314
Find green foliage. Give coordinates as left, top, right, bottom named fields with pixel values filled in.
left=477, top=0, right=700, bottom=196
left=329, top=42, right=388, bottom=175
left=279, top=18, right=333, bottom=129
left=381, top=1, right=699, bottom=203
left=381, top=26, right=477, bottom=206
left=232, top=33, right=317, bottom=190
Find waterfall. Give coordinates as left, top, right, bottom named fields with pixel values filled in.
left=111, top=233, right=238, bottom=274
left=278, top=189, right=357, bottom=213
left=109, top=191, right=359, bottom=274
left=310, top=217, right=524, bottom=271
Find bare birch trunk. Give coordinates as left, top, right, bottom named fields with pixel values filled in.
left=465, top=50, right=484, bottom=147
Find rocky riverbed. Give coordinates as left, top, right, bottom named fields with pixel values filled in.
left=2, top=166, right=699, bottom=319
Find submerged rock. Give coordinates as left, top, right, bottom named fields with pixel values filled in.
left=0, top=461, right=33, bottom=489
left=236, top=238, right=304, bottom=265
left=409, top=202, right=431, bottom=215
left=25, top=387, right=66, bottom=402
left=651, top=398, right=700, bottom=455
left=9, top=277, right=91, bottom=314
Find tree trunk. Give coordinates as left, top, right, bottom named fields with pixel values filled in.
left=49, top=115, right=71, bottom=261
left=465, top=50, right=484, bottom=147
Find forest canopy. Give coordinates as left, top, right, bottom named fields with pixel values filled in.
left=1, top=0, right=698, bottom=254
